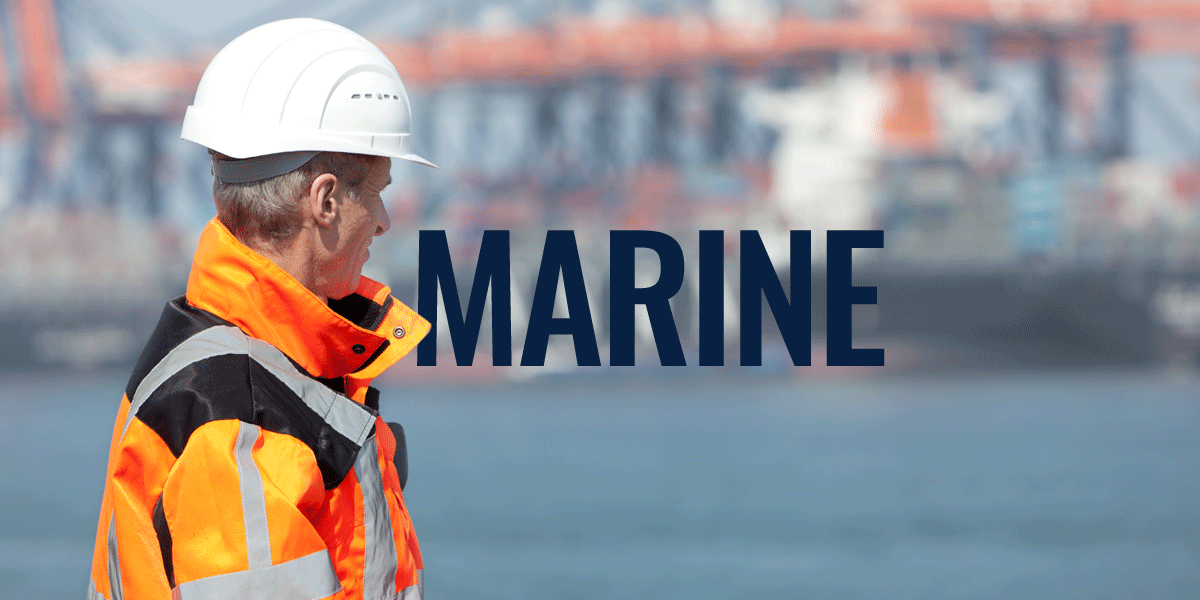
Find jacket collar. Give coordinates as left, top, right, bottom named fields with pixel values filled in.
left=185, top=218, right=429, bottom=383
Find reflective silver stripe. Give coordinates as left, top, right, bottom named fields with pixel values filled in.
left=235, top=422, right=272, bottom=570
left=398, top=582, right=421, bottom=600
left=244, top=337, right=375, bottom=446
left=107, top=515, right=123, bottom=600
left=398, top=569, right=422, bottom=600
left=87, top=577, right=108, bottom=600
left=373, top=570, right=421, bottom=600
left=122, top=326, right=248, bottom=440
left=357, top=437, right=398, bottom=600
left=172, top=549, right=342, bottom=600
left=120, top=325, right=374, bottom=447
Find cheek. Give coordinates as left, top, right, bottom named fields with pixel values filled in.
left=350, top=226, right=373, bottom=269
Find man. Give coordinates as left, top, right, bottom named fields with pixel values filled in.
left=87, top=19, right=435, bottom=600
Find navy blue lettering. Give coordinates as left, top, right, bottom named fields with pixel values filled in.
left=609, top=231, right=686, bottom=366
left=417, top=230, right=512, bottom=366
left=521, top=231, right=600, bottom=367
left=826, top=230, right=884, bottom=366
left=739, top=230, right=811, bottom=366
left=698, top=230, right=724, bottom=366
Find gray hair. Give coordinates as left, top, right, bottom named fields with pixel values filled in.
left=211, top=151, right=383, bottom=245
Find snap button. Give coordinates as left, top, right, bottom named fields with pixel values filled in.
left=352, top=344, right=366, bottom=354
left=392, top=326, right=406, bottom=339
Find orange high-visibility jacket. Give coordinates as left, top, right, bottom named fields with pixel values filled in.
left=88, top=218, right=431, bottom=600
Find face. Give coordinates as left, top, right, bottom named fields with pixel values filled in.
left=317, top=157, right=392, bottom=300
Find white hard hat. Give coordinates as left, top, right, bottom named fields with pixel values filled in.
left=181, top=18, right=435, bottom=183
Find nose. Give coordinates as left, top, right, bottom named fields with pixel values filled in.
left=375, top=203, right=391, bottom=236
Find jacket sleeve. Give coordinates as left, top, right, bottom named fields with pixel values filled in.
left=152, top=419, right=345, bottom=600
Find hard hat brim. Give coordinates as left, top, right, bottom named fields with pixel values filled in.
left=397, top=153, right=438, bottom=169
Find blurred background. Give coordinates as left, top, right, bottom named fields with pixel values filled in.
left=1, top=0, right=1199, bottom=598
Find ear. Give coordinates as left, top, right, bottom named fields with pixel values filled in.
left=307, top=173, right=340, bottom=228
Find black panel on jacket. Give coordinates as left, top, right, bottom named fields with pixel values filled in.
left=134, top=354, right=370, bottom=490
left=387, top=421, right=407, bottom=491
left=125, top=297, right=231, bottom=401
left=152, top=495, right=175, bottom=589
left=314, top=375, right=346, bottom=394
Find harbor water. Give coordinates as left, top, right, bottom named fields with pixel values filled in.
left=1, top=371, right=1198, bottom=599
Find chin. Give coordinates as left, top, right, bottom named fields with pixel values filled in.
left=335, top=274, right=365, bottom=300
left=321, top=268, right=365, bottom=302
left=328, top=285, right=357, bottom=301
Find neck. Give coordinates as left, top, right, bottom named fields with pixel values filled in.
left=250, top=232, right=324, bottom=302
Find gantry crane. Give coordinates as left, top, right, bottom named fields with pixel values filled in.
left=3, top=0, right=1200, bottom=218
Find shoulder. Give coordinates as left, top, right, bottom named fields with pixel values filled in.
left=125, top=296, right=377, bottom=489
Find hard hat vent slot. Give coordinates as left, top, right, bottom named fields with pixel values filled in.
left=349, top=94, right=400, bottom=100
